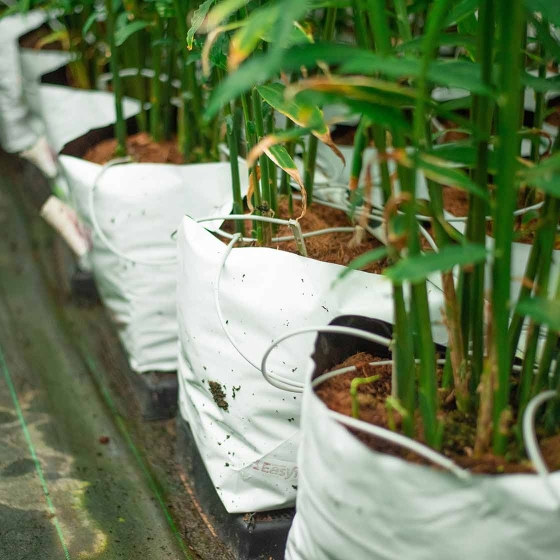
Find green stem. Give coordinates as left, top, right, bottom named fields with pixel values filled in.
left=150, top=18, right=163, bottom=142
left=350, top=375, right=380, bottom=419
left=371, top=127, right=392, bottom=204
left=393, top=0, right=413, bottom=42
left=350, top=118, right=370, bottom=192
left=304, top=6, right=338, bottom=205
left=492, top=0, right=525, bottom=455
left=367, top=0, right=392, bottom=54
left=105, top=0, right=127, bottom=155
left=253, top=91, right=271, bottom=208
left=465, top=0, right=494, bottom=393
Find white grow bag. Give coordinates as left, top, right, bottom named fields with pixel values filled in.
left=176, top=216, right=447, bottom=513
left=0, top=10, right=47, bottom=152
left=18, top=22, right=73, bottom=119
left=285, top=328, right=560, bottom=560
left=39, top=84, right=250, bottom=372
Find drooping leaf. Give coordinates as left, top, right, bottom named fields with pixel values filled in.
left=396, top=151, right=490, bottom=201
left=522, top=72, right=560, bottom=93
left=516, top=297, right=560, bottom=331
left=229, top=4, right=282, bottom=70
left=294, top=90, right=413, bottom=132
left=247, top=127, right=312, bottom=167
left=115, top=20, right=149, bottom=47
left=257, top=83, right=344, bottom=164
left=523, top=0, right=560, bottom=26
left=338, top=247, right=390, bottom=280
left=82, top=9, right=103, bottom=37
left=384, top=243, right=487, bottom=285
left=443, top=0, right=479, bottom=26
left=202, top=21, right=243, bottom=75
left=528, top=15, right=560, bottom=62
left=206, top=0, right=251, bottom=30
left=262, top=21, right=315, bottom=47
left=396, top=33, right=477, bottom=53
left=205, top=43, right=359, bottom=118
left=518, top=153, right=560, bottom=196
left=187, top=0, right=215, bottom=49
left=265, top=145, right=308, bottom=215
left=428, top=143, right=498, bottom=172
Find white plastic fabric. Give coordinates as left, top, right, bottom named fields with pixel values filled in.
left=0, top=11, right=46, bottom=152
left=38, top=84, right=250, bottom=373
left=66, top=160, right=247, bottom=373
left=176, top=217, right=447, bottom=513
left=286, top=369, right=560, bottom=560
left=18, top=23, right=73, bottom=118
left=37, top=84, right=141, bottom=154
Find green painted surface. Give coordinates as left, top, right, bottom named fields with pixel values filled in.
left=0, top=165, right=189, bottom=559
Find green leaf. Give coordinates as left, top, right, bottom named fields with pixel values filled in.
left=443, top=0, right=479, bottom=26
left=115, top=20, right=149, bottom=47
left=82, top=9, right=102, bottom=37
left=396, top=33, right=477, bottom=53
left=205, top=43, right=357, bottom=118
left=294, top=90, right=413, bottom=132
left=187, top=0, right=216, bottom=49
left=257, top=83, right=326, bottom=131
left=398, top=152, right=490, bottom=201
left=206, top=0, right=251, bottom=30
left=522, top=72, right=560, bottom=93
left=429, top=143, right=498, bottom=172
left=523, top=0, right=560, bottom=26
left=528, top=15, right=560, bottom=62
left=338, top=247, right=390, bottom=280
left=384, top=243, right=487, bottom=285
left=229, top=4, right=282, bottom=70
left=266, top=145, right=306, bottom=192
left=518, top=153, right=560, bottom=196
left=247, top=127, right=312, bottom=167
left=516, top=298, right=560, bottom=331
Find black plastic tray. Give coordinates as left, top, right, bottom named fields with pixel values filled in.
left=176, top=417, right=295, bottom=560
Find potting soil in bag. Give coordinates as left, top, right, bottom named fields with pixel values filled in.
left=0, top=10, right=46, bottom=152
left=176, top=217, right=448, bottom=513
left=286, top=367, right=560, bottom=560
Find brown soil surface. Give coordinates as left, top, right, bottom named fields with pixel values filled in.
left=442, top=186, right=560, bottom=248
left=83, top=132, right=184, bottom=165
left=317, top=352, right=560, bottom=475
left=223, top=196, right=388, bottom=273
left=442, top=185, right=469, bottom=217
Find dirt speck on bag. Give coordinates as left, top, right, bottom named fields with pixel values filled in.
left=209, top=381, right=229, bottom=411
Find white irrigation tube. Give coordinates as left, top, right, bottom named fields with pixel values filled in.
left=96, top=67, right=182, bottom=91
left=329, top=409, right=471, bottom=480
left=89, top=158, right=178, bottom=266
left=260, top=324, right=470, bottom=479
left=213, top=233, right=261, bottom=372
left=260, top=325, right=392, bottom=393
left=522, top=390, right=560, bottom=507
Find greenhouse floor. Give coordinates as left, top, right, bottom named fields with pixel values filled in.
left=0, top=153, right=233, bottom=559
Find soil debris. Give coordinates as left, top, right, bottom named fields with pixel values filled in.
left=209, top=381, right=229, bottom=412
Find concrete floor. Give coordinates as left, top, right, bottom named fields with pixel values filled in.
left=0, top=155, right=232, bottom=560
